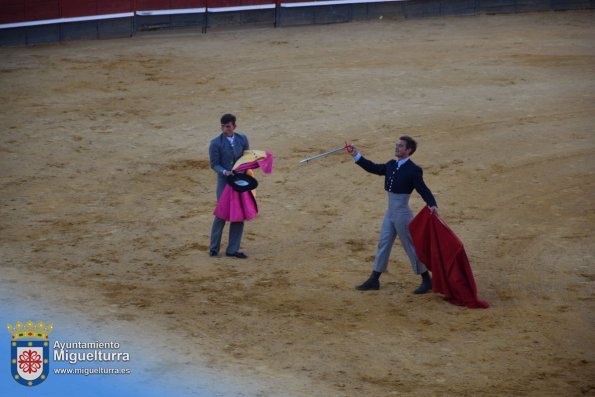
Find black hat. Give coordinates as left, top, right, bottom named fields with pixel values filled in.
left=226, top=173, right=258, bottom=192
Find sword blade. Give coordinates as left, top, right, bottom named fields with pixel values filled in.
left=299, top=146, right=345, bottom=164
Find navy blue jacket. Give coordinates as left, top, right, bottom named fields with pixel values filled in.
left=356, top=156, right=437, bottom=207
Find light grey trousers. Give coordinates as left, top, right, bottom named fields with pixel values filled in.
left=373, top=193, right=427, bottom=275
left=209, top=175, right=244, bottom=254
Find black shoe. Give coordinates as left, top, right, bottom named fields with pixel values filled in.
left=226, top=252, right=248, bottom=259
left=356, top=278, right=380, bottom=291
left=414, top=279, right=432, bottom=294
left=209, top=250, right=218, bottom=257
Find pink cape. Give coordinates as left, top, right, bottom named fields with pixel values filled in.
left=213, top=187, right=259, bottom=222
left=213, top=152, right=273, bottom=222
left=409, top=206, right=489, bottom=309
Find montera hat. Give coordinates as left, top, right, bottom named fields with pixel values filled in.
left=226, top=173, right=258, bottom=192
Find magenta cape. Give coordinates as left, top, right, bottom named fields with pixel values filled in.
left=214, top=151, right=273, bottom=222
left=409, top=206, right=489, bottom=309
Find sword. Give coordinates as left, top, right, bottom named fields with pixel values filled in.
left=299, top=146, right=346, bottom=164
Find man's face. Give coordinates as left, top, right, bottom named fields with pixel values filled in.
left=221, top=122, right=236, bottom=137
left=395, top=140, right=411, bottom=159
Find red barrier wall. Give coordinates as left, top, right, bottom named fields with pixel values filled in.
left=135, top=0, right=205, bottom=8
left=26, top=0, right=60, bottom=20
left=59, top=0, right=133, bottom=18
left=0, top=0, right=227, bottom=24
left=277, top=0, right=335, bottom=2
left=0, top=0, right=24, bottom=23
left=0, top=0, right=61, bottom=23
left=207, top=0, right=274, bottom=6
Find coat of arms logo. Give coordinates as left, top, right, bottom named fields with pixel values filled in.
left=7, top=320, right=53, bottom=386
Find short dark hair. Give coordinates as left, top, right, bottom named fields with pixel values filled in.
left=220, top=113, right=236, bottom=125
left=399, top=135, right=417, bottom=155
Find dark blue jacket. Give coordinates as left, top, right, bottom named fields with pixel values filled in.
left=356, top=156, right=437, bottom=207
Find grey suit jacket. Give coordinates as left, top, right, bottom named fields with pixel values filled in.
left=209, top=132, right=250, bottom=200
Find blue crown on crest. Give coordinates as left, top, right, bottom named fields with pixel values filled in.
left=7, top=320, right=53, bottom=340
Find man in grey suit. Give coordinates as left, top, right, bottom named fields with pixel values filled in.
left=345, top=136, right=438, bottom=294
left=209, top=113, right=250, bottom=258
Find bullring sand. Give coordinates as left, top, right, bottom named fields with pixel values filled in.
left=1, top=10, right=594, bottom=396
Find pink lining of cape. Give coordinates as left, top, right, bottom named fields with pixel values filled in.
left=214, top=187, right=259, bottom=222
left=213, top=152, right=274, bottom=222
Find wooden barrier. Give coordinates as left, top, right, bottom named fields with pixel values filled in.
left=1, top=0, right=594, bottom=45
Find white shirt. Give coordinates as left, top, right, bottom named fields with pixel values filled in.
left=396, top=157, right=410, bottom=169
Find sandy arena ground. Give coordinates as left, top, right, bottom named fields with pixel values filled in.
left=1, top=10, right=594, bottom=396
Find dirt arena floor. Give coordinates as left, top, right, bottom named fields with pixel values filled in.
left=1, top=10, right=594, bottom=396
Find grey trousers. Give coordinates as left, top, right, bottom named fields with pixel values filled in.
left=209, top=175, right=244, bottom=254
left=210, top=217, right=244, bottom=254
left=373, top=193, right=427, bottom=275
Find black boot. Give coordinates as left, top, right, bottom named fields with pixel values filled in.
left=356, top=271, right=381, bottom=291
left=414, top=271, right=432, bottom=294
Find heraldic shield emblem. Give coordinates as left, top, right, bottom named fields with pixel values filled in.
left=7, top=320, right=52, bottom=387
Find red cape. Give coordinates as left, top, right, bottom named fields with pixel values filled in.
left=409, top=206, right=489, bottom=308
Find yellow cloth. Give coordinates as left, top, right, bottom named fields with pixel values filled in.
left=232, top=150, right=267, bottom=170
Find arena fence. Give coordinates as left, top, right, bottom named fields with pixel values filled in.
left=1, top=0, right=594, bottom=46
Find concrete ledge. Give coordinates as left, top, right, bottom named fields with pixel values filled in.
left=279, top=2, right=407, bottom=25
left=277, top=7, right=315, bottom=26
left=135, top=15, right=172, bottom=30
left=60, top=21, right=98, bottom=41
left=441, top=0, right=478, bottom=16
left=365, top=2, right=406, bottom=18
left=515, top=0, right=551, bottom=12
left=206, top=9, right=274, bottom=27
left=351, top=4, right=371, bottom=20
left=478, top=0, right=518, bottom=14
left=0, top=27, right=27, bottom=46
left=403, top=0, right=442, bottom=18
left=0, top=18, right=133, bottom=45
left=136, top=13, right=204, bottom=30
left=26, top=24, right=60, bottom=45
left=314, top=4, right=352, bottom=24
left=98, top=18, right=134, bottom=39
left=135, top=10, right=272, bottom=30
left=170, top=13, right=204, bottom=27
left=550, top=0, right=592, bottom=10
